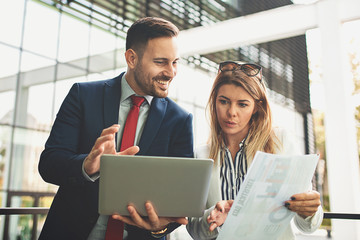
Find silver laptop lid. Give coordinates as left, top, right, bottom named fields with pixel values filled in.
left=99, top=155, right=214, bottom=217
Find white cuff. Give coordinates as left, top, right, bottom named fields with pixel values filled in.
left=82, top=161, right=100, bottom=182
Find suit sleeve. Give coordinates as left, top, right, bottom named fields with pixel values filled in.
left=187, top=206, right=219, bottom=240
left=38, top=83, right=89, bottom=187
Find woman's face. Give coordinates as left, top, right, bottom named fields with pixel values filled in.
left=215, top=83, right=256, bottom=141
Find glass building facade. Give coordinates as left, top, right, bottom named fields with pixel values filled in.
left=0, top=0, right=314, bottom=239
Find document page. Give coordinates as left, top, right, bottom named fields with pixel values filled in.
left=217, top=151, right=319, bottom=240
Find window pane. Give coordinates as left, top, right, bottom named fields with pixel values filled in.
left=0, top=91, right=15, bottom=125
left=58, top=13, right=90, bottom=66
left=0, top=125, right=12, bottom=193
left=7, top=196, right=33, bottom=240
left=89, top=26, right=116, bottom=56
left=0, top=40, right=17, bottom=125
left=28, top=83, right=54, bottom=129
left=7, top=214, right=34, bottom=239
left=89, top=33, right=126, bottom=74
left=38, top=196, right=54, bottom=237
left=0, top=125, right=13, bottom=240
left=194, top=106, right=209, bottom=146
left=169, top=64, right=213, bottom=105
left=88, top=50, right=116, bottom=74
left=53, top=61, right=88, bottom=121
left=22, top=0, right=59, bottom=59
left=17, top=53, right=55, bottom=128
left=0, top=44, right=20, bottom=79
left=0, top=0, right=25, bottom=47
left=20, top=51, right=55, bottom=73
left=115, top=47, right=127, bottom=70
left=9, top=127, right=55, bottom=192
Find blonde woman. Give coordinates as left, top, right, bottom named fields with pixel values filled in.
left=186, top=61, right=323, bottom=240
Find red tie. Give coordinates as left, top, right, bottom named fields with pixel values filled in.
left=105, top=95, right=145, bottom=240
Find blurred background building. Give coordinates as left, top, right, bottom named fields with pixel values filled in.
left=0, top=0, right=359, bottom=239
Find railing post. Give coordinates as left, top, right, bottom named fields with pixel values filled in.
left=3, top=191, right=13, bottom=240
left=32, top=194, right=40, bottom=240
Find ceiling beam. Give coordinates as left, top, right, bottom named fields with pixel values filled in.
left=178, top=0, right=360, bottom=57
left=1, top=0, right=359, bottom=92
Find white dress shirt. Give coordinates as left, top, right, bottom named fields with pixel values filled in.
left=186, top=128, right=324, bottom=240
left=86, top=74, right=152, bottom=240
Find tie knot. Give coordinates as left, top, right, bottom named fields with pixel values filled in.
left=130, top=95, right=145, bottom=107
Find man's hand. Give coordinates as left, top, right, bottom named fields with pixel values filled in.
left=284, top=190, right=321, bottom=218
left=112, top=202, right=188, bottom=232
left=207, top=200, right=234, bottom=231
left=84, top=124, right=139, bottom=175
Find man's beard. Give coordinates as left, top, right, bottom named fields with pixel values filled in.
left=133, top=65, right=172, bottom=98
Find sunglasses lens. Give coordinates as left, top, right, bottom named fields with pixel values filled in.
left=241, top=64, right=260, bottom=76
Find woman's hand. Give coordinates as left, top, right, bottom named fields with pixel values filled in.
left=284, top=190, right=321, bottom=218
left=207, top=200, right=234, bottom=231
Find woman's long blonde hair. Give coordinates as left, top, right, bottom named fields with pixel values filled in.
left=207, top=68, right=281, bottom=165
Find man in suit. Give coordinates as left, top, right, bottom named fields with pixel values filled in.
left=38, top=17, right=193, bottom=240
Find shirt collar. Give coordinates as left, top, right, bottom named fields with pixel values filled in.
left=239, top=136, right=247, bottom=149
left=224, top=134, right=248, bottom=152
left=120, top=74, right=153, bottom=105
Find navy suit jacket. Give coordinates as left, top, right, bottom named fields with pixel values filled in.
left=38, top=73, right=194, bottom=240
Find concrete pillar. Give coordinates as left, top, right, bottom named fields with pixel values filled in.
left=318, top=0, right=360, bottom=239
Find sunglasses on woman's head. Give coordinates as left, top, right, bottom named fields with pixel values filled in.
left=218, top=61, right=262, bottom=79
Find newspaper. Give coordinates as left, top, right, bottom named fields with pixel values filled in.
left=217, top=151, right=319, bottom=240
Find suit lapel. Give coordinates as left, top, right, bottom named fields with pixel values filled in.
left=103, top=73, right=123, bottom=136
left=138, top=98, right=167, bottom=154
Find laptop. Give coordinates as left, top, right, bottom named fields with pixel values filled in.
left=98, top=154, right=214, bottom=217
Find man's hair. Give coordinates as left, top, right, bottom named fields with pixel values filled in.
left=126, top=17, right=179, bottom=56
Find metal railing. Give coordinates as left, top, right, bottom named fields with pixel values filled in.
left=0, top=191, right=55, bottom=240
left=0, top=207, right=49, bottom=215
left=0, top=209, right=359, bottom=237
left=323, top=212, right=360, bottom=220
left=0, top=202, right=359, bottom=240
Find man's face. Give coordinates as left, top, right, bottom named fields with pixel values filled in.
left=133, top=37, right=179, bottom=98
